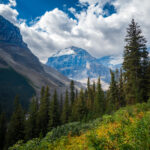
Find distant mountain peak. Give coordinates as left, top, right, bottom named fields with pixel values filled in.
left=0, top=15, right=27, bottom=47
left=47, top=46, right=111, bottom=90
left=52, top=46, right=93, bottom=58
left=52, top=47, right=76, bottom=57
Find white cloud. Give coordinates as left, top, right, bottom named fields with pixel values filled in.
left=68, top=7, right=76, bottom=14
left=0, top=0, right=150, bottom=63
left=0, top=1, right=18, bottom=23
left=8, top=0, right=17, bottom=7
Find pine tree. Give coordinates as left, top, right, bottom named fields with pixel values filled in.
left=123, top=19, right=149, bottom=104
left=0, top=112, right=7, bottom=150
left=106, top=71, right=119, bottom=113
left=75, top=89, right=78, bottom=99
left=37, top=86, right=50, bottom=137
left=140, top=44, right=149, bottom=102
left=6, top=96, right=25, bottom=147
left=92, top=81, right=96, bottom=95
left=59, top=94, right=63, bottom=115
left=72, top=89, right=87, bottom=121
left=61, top=90, right=69, bottom=124
left=48, top=90, right=60, bottom=130
left=25, top=97, right=38, bottom=140
left=147, top=62, right=150, bottom=99
left=118, top=69, right=126, bottom=107
left=70, top=80, right=75, bottom=106
left=94, top=77, right=105, bottom=117
left=86, top=77, right=93, bottom=111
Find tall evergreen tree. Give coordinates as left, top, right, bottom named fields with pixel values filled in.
left=6, top=96, right=25, bottom=148
left=147, top=62, right=150, bottom=99
left=118, top=69, right=126, bottom=107
left=25, top=97, right=38, bottom=140
left=72, top=89, right=87, bottom=121
left=59, top=94, right=63, bottom=115
left=123, top=19, right=149, bottom=104
left=75, top=89, right=78, bottom=99
left=86, top=77, right=93, bottom=111
left=48, top=90, right=60, bottom=130
left=37, top=86, right=50, bottom=137
left=0, top=112, right=7, bottom=150
left=70, top=80, right=75, bottom=106
left=61, top=90, right=69, bottom=124
left=94, top=77, right=105, bottom=117
left=106, top=71, right=119, bottom=113
left=92, top=81, right=96, bottom=95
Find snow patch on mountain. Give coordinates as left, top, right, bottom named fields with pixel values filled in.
left=86, top=62, right=90, bottom=69
left=52, top=48, right=76, bottom=57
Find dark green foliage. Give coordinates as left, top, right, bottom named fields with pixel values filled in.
left=147, top=62, right=150, bottom=98
left=106, top=70, right=119, bottom=113
left=59, top=94, right=63, bottom=115
left=118, top=69, right=126, bottom=107
left=25, top=97, right=38, bottom=141
left=72, top=89, right=87, bottom=121
left=37, top=86, right=50, bottom=137
left=94, top=77, right=105, bottom=117
left=0, top=112, right=7, bottom=150
left=70, top=80, right=75, bottom=106
left=0, top=68, right=35, bottom=117
left=92, top=81, right=96, bottom=95
left=123, top=19, right=149, bottom=104
left=6, top=96, right=25, bottom=148
left=42, top=118, right=102, bottom=143
left=61, top=90, right=69, bottom=124
left=86, top=77, right=93, bottom=111
left=48, top=90, right=60, bottom=130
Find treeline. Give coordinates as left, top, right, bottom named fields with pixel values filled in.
left=0, top=19, right=150, bottom=150
left=0, top=78, right=105, bottom=149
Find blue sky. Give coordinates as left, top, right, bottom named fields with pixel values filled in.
left=1, top=0, right=115, bottom=22
left=0, top=0, right=150, bottom=63
left=1, top=0, right=84, bottom=21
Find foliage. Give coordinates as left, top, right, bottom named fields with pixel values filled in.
left=123, top=19, right=149, bottom=104
left=10, top=102, right=150, bottom=150
left=7, top=96, right=25, bottom=148
left=0, top=68, right=35, bottom=117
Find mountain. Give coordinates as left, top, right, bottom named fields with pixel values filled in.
left=0, top=15, right=72, bottom=115
left=97, top=55, right=122, bottom=70
left=46, top=46, right=117, bottom=89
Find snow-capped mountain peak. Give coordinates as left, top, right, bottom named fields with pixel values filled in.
left=46, top=46, right=112, bottom=90
left=52, top=47, right=76, bottom=57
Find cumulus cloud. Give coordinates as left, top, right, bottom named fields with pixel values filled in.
left=0, top=0, right=150, bottom=63
left=0, top=0, right=18, bottom=23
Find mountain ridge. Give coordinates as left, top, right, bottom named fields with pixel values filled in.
left=0, top=15, right=75, bottom=115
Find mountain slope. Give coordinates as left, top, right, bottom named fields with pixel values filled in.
left=0, top=67, right=35, bottom=116
left=0, top=15, right=71, bottom=90
left=47, top=46, right=111, bottom=88
left=10, top=102, right=150, bottom=149
left=0, top=15, right=72, bottom=114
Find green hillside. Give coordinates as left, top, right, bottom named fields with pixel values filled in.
left=0, top=68, right=35, bottom=116
left=10, top=101, right=150, bottom=150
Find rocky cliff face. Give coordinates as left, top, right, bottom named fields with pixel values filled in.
left=0, top=16, right=27, bottom=47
